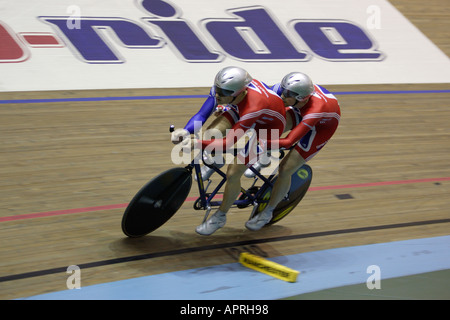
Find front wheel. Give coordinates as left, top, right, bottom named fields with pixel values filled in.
left=253, top=164, right=313, bottom=225
left=121, top=167, right=192, bottom=237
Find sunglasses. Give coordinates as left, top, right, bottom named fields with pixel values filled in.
left=214, top=86, right=235, bottom=97
left=282, top=89, right=310, bottom=102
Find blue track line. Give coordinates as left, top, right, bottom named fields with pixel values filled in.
left=0, top=95, right=208, bottom=104
left=1, top=89, right=449, bottom=104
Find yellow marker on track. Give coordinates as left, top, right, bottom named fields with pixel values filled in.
left=239, top=252, right=300, bottom=283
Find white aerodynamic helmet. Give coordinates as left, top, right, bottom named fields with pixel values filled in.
left=280, top=72, right=315, bottom=101
left=214, top=66, right=253, bottom=97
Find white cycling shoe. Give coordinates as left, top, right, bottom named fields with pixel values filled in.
left=199, top=163, right=223, bottom=181
left=196, top=152, right=225, bottom=181
left=195, top=210, right=227, bottom=235
left=244, top=156, right=271, bottom=178
left=245, top=208, right=273, bottom=231
left=244, top=161, right=263, bottom=178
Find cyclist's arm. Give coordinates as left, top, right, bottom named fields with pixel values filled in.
left=270, top=82, right=283, bottom=96
left=184, top=88, right=217, bottom=134
left=200, top=115, right=254, bottom=150
left=268, top=117, right=320, bottom=149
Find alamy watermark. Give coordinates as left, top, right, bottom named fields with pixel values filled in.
left=65, top=265, right=381, bottom=291
left=66, top=5, right=81, bottom=30
left=66, top=265, right=81, bottom=289
left=366, top=264, right=381, bottom=289
left=366, top=5, right=381, bottom=30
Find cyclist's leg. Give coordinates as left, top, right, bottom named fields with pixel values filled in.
left=196, top=162, right=247, bottom=235
left=246, top=150, right=305, bottom=231
left=220, top=162, right=248, bottom=212
left=206, top=113, right=232, bottom=133
left=199, top=114, right=233, bottom=181
left=244, top=109, right=294, bottom=178
left=247, top=120, right=338, bottom=230
left=266, top=118, right=335, bottom=209
left=267, top=149, right=306, bottom=208
left=245, top=108, right=295, bottom=178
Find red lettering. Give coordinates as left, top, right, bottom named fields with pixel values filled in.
left=0, top=21, right=28, bottom=62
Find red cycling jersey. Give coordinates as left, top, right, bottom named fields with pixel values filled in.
left=272, top=84, right=341, bottom=161
left=201, top=79, right=286, bottom=152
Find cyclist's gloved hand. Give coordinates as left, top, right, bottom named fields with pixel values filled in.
left=171, top=128, right=190, bottom=145
left=213, top=105, right=229, bottom=117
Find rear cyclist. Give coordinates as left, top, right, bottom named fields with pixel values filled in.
left=246, top=72, right=341, bottom=230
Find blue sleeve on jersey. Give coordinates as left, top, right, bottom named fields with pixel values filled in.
left=184, top=87, right=217, bottom=134
left=271, top=83, right=283, bottom=96
left=316, top=84, right=330, bottom=94
left=261, top=81, right=283, bottom=97
left=261, top=81, right=271, bottom=89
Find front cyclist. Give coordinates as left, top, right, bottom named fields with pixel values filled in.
left=181, top=66, right=286, bottom=235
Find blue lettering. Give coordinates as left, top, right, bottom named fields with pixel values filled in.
left=291, top=20, right=383, bottom=60
left=143, top=19, right=221, bottom=62
left=140, top=0, right=176, bottom=18
left=204, top=7, right=308, bottom=61
left=41, top=17, right=162, bottom=63
left=140, top=0, right=221, bottom=62
left=37, top=4, right=384, bottom=64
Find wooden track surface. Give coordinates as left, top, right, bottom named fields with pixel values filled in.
left=1, top=0, right=449, bottom=300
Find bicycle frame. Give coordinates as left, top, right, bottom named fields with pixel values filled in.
left=186, top=155, right=279, bottom=223
left=122, top=136, right=307, bottom=237
left=169, top=124, right=288, bottom=222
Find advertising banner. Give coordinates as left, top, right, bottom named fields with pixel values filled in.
left=1, top=0, right=449, bottom=91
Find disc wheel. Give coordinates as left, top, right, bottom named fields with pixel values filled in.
left=121, top=167, right=192, bottom=237
left=253, top=164, right=313, bottom=225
